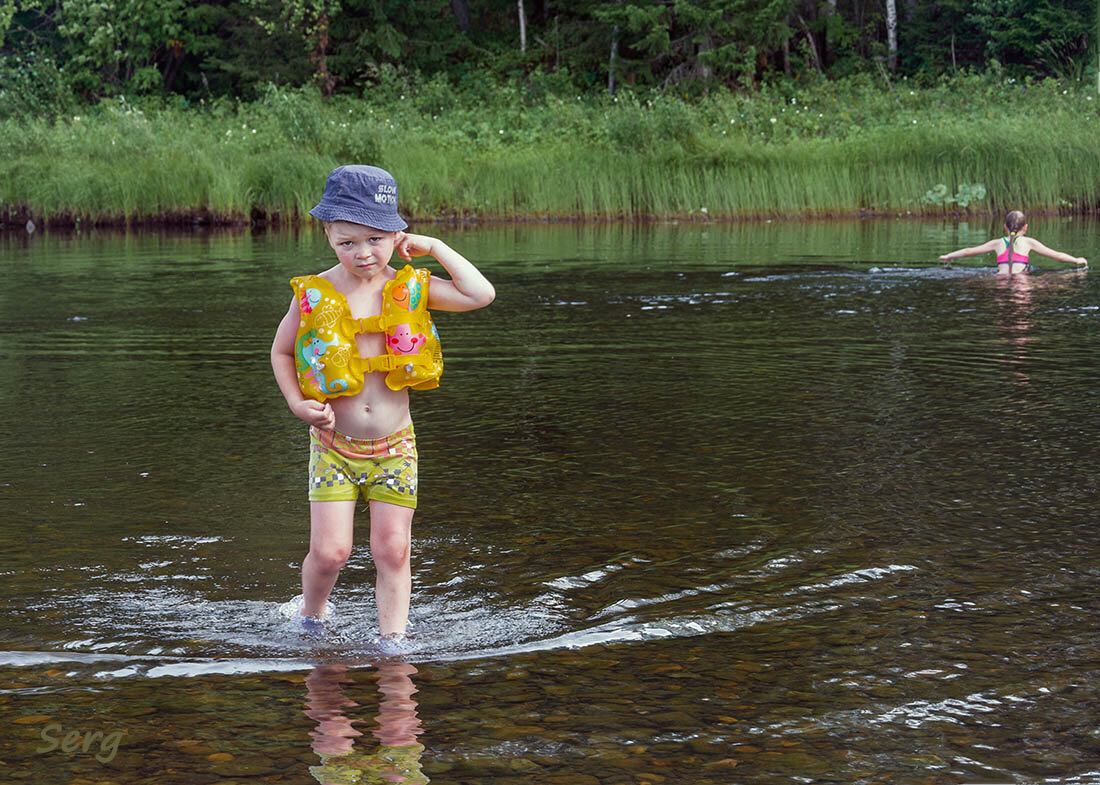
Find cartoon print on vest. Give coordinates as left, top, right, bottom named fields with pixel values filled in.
left=299, top=287, right=323, bottom=314
left=388, top=324, right=426, bottom=355
left=296, top=330, right=349, bottom=395
left=390, top=283, right=411, bottom=310
left=406, top=279, right=423, bottom=310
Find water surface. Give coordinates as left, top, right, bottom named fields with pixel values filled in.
left=2, top=218, right=1099, bottom=784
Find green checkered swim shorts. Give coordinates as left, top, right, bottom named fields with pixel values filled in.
left=307, top=423, right=417, bottom=508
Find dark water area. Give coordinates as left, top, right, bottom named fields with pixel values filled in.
left=2, top=219, right=1099, bottom=784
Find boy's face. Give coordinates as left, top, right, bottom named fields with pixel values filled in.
left=324, top=221, right=398, bottom=277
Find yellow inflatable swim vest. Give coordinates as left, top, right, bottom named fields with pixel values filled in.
left=291, top=266, right=443, bottom=401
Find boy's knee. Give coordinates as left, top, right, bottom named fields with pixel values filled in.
left=371, top=535, right=410, bottom=571
left=310, top=546, right=351, bottom=573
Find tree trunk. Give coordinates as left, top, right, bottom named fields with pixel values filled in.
left=696, top=34, right=713, bottom=81
left=823, top=0, right=836, bottom=69
left=312, top=11, right=335, bottom=97
left=518, top=0, right=527, bottom=54
left=609, top=24, right=619, bottom=93
left=161, top=39, right=184, bottom=90
left=450, top=0, right=471, bottom=31
left=796, top=15, right=822, bottom=74
left=885, top=0, right=898, bottom=72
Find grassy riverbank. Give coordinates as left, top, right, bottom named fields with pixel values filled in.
left=3, top=73, right=1100, bottom=227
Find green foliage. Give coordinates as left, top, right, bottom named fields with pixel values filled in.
left=921, top=183, right=988, bottom=208
left=188, top=1, right=313, bottom=99
left=243, top=0, right=341, bottom=92
left=0, top=51, right=72, bottom=119
left=903, top=0, right=985, bottom=75
left=967, top=0, right=1093, bottom=79
left=0, top=0, right=15, bottom=46
left=595, top=0, right=797, bottom=88
left=57, top=0, right=186, bottom=94
left=3, top=74, right=1100, bottom=224
left=1, top=0, right=1096, bottom=101
left=604, top=93, right=700, bottom=151
left=249, top=83, right=382, bottom=162
left=245, top=0, right=338, bottom=37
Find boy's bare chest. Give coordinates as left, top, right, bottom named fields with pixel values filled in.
left=342, top=288, right=384, bottom=320
left=336, top=287, right=387, bottom=354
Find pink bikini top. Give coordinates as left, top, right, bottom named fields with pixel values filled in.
left=997, top=236, right=1029, bottom=264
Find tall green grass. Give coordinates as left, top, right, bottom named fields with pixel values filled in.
left=394, top=121, right=1100, bottom=219
left=3, top=75, right=1099, bottom=225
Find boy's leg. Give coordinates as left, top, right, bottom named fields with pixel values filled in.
left=302, top=500, right=357, bottom=617
left=368, top=500, right=415, bottom=636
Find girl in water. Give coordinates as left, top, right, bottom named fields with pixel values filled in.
left=939, top=211, right=1088, bottom=274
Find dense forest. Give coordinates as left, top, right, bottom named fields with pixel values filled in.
left=1, top=0, right=1096, bottom=114
left=2, top=1, right=1098, bottom=225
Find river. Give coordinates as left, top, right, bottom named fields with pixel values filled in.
left=2, top=218, right=1098, bottom=784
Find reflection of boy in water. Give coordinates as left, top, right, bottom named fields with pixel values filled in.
left=305, top=662, right=428, bottom=784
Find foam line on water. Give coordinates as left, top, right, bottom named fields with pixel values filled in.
left=0, top=560, right=918, bottom=675
left=0, top=649, right=318, bottom=679
left=0, top=601, right=786, bottom=675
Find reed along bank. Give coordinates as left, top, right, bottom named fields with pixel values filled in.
left=3, top=73, right=1100, bottom=228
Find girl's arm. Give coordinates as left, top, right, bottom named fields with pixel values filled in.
left=397, top=232, right=496, bottom=312
left=1025, top=238, right=1088, bottom=266
left=939, top=238, right=1001, bottom=262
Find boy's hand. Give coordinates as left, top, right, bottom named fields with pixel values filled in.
left=292, top=399, right=335, bottom=430
left=396, top=232, right=435, bottom=262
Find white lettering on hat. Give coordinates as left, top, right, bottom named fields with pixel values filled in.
left=374, top=183, right=397, bottom=205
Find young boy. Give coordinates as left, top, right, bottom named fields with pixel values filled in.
left=271, top=165, right=495, bottom=649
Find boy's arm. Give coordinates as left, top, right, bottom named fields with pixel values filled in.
left=939, top=239, right=1000, bottom=261
left=397, top=233, right=496, bottom=312
left=1026, top=238, right=1087, bottom=266
left=271, top=298, right=336, bottom=430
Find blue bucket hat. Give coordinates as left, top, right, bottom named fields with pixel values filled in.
left=309, top=165, right=408, bottom=231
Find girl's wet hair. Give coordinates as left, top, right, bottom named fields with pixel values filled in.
left=1003, top=210, right=1026, bottom=268
left=1005, top=210, right=1026, bottom=234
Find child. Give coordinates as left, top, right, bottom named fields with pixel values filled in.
left=271, top=165, right=495, bottom=649
left=939, top=210, right=1088, bottom=274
